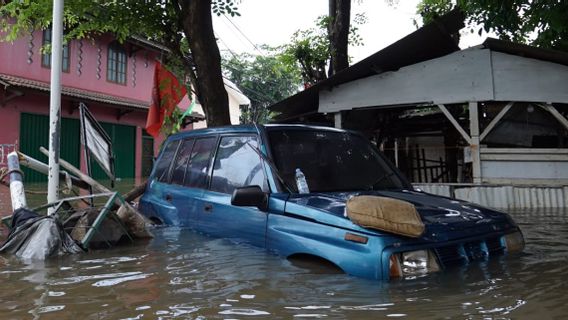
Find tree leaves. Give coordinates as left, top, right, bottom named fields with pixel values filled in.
left=280, top=14, right=366, bottom=86
left=222, top=48, right=302, bottom=124
left=416, top=0, right=568, bottom=51
left=212, top=0, right=241, bottom=17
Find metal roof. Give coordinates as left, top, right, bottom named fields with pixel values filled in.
left=269, top=10, right=465, bottom=122
left=0, top=73, right=150, bottom=110
left=128, top=35, right=171, bottom=53
left=482, top=38, right=568, bottom=67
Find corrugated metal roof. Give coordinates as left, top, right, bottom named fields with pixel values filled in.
left=0, top=73, right=150, bottom=110
left=269, top=9, right=465, bottom=122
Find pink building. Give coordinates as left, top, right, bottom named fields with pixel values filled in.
left=0, top=30, right=192, bottom=183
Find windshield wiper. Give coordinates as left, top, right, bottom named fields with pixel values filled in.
left=367, top=172, right=396, bottom=190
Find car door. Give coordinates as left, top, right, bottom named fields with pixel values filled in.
left=176, top=136, right=218, bottom=232
left=166, top=138, right=203, bottom=227
left=199, top=135, right=269, bottom=248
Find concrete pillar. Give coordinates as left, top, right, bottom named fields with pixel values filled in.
left=469, top=102, right=481, bottom=184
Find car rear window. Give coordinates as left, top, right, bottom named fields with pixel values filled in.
left=154, top=139, right=180, bottom=182
left=183, top=137, right=217, bottom=189
left=170, top=139, right=195, bottom=185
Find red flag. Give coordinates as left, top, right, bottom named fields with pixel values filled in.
left=145, top=61, right=188, bottom=138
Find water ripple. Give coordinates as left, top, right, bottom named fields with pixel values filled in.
left=0, top=209, right=567, bottom=319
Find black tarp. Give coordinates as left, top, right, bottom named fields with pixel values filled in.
left=0, top=208, right=84, bottom=260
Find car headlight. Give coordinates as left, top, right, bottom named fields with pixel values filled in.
left=389, top=249, right=440, bottom=278
left=504, top=230, right=525, bottom=253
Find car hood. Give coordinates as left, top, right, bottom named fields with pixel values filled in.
left=283, top=189, right=518, bottom=242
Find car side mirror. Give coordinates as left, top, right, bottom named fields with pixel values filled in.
left=231, top=186, right=268, bottom=212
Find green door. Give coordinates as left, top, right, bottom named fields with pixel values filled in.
left=90, top=122, right=136, bottom=181
left=19, top=113, right=80, bottom=183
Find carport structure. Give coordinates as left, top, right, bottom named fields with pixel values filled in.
left=270, top=11, right=568, bottom=208
left=318, top=39, right=568, bottom=186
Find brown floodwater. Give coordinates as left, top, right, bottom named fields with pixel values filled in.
left=1, top=182, right=567, bottom=319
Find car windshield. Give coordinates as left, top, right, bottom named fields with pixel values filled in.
left=267, top=128, right=407, bottom=192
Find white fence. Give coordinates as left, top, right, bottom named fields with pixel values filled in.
left=415, top=183, right=568, bottom=210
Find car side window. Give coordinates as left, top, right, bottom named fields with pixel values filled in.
left=170, top=139, right=195, bottom=186
left=155, top=140, right=180, bottom=183
left=183, top=137, right=217, bottom=189
left=210, top=135, right=268, bottom=194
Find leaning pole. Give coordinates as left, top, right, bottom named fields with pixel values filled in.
left=47, top=0, right=64, bottom=215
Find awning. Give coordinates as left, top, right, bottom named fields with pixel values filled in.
left=0, top=73, right=149, bottom=110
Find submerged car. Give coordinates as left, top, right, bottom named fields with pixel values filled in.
left=139, top=124, right=524, bottom=280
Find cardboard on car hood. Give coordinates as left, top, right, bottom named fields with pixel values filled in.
left=346, top=195, right=425, bottom=238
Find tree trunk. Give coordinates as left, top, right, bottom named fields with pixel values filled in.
left=328, top=0, right=351, bottom=77
left=179, top=0, right=231, bottom=127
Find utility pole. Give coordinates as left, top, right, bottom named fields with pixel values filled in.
left=47, top=0, right=64, bottom=215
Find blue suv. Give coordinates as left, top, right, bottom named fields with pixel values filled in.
left=139, top=124, right=524, bottom=280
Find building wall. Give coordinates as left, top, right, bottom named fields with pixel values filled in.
left=192, top=92, right=242, bottom=129
left=0, top=90, right=150, bottom=181
left=0, top=30, right=182, bottom=181
left=0, top=31, right=158, bottom=102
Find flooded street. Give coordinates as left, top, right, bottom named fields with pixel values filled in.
left=1, top=185, right=567, bottom=319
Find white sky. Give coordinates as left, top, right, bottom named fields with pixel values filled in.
left=212, top=0, right=490, bottom=64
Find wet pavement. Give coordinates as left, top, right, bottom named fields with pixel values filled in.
left=0, top=186, right=567, bottom=319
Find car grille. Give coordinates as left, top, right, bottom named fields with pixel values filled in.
left=434, top=236, right=505, bottom=267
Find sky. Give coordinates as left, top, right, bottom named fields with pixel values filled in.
left=212, top=0, right=491, bottom=64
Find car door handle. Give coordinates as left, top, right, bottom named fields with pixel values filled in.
left=165, top=194, right=173, bottom=202
left=204, top=204, right=213, bottom=213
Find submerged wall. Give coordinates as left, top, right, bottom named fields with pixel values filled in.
left=415, top=183, right=568, bottom=210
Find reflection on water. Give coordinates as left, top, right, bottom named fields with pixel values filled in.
left=1, top=184, right=567, bottom=318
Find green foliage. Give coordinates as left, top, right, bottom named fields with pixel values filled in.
left=212, top=0, right=241, bottom=17
left=0, top=0, right=240, bottom=43
left=223, top=48, right=302, bottom=124
left=416, top=0, right=568, bottom=51
left=280, top=14, right=366, bottom=85
left=161, top=106, right=184, bottom=137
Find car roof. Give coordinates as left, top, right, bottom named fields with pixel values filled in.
left=166, top=124, right=349, bottom=141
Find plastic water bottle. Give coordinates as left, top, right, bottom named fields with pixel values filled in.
left=295, top=168, right=310, bottom=194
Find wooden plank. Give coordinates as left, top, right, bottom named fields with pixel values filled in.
left=437, top=104, right=472, bottom=144
left=319, top=49, right=494, bottom=113
left=421, top=148, right=427, bottom=182
left=394, top=139, right=399, bottom=167
left=479, top=102, right=514, bottom=141
left=537, top=103, right=568, bottom=131
left=334, top=112, right=342, bottom=129
left=40, top=146, right=110, bottom=194
left=415, top=146, right=421, bottom=182
left=492, top=51, right=568, bottom=104
left=481, top=160, right=568, bottom=180
left=480, top=148, right=568, bottom=154
left=480, top=153, right=568, bottom=161
left=469, top=102, right=481, bottom=184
